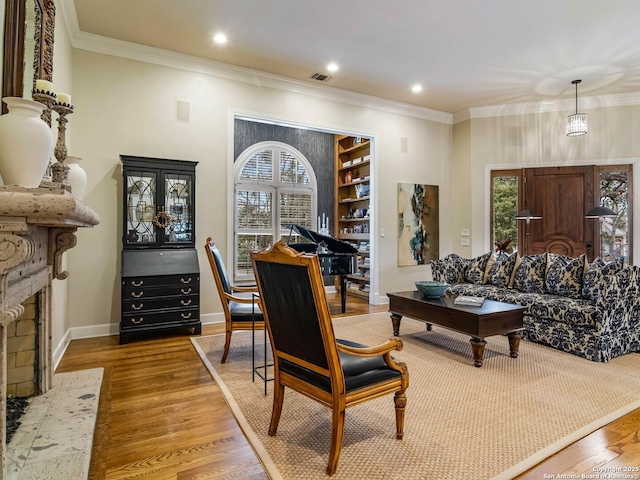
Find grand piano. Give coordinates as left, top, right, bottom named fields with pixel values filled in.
left=285, top=224, right=358, bottom=313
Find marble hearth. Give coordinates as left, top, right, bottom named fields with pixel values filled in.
left=0, top=185, right=99, bottom=477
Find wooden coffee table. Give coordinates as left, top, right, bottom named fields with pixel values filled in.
left=387, top=291, right=525, bottom=367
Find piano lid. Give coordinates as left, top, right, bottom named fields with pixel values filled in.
left=285, top=224, right=358, bottom=254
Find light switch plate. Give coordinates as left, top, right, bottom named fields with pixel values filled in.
left=461, top=238, right=470, bottom=246
left=461, top=229, right=470, bottom=237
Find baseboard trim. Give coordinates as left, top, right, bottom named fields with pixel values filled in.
left=53, top=313, right=226, bottom=370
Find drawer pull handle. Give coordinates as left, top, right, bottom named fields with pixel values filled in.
left=131, top=317, right=144, bottom=324
left=131, top=280, right=144, bottom=287
left=132, top=303, right=144, bottom=310
left=181, top=312, right=192, bottom=319
left=181, top=299, right=192, bottom=306
left=180, top=277, right=192, bottom=284
left=131, top=291, right=144, bottom=298
left=181, top=288, right=192, bottom=294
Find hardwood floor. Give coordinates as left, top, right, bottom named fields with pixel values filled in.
left=55, top=293, right=640, bottom=479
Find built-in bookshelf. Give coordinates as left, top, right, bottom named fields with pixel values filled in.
left=334, top=135, right=371, bottom=298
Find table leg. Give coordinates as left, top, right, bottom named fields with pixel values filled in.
left=340, top=274, right=347, bottom=313
left=470, top=337, right=487, bottom=368
left=391, top=313, right=402, bottom=336
left=507, top=330, right=523, bottom=358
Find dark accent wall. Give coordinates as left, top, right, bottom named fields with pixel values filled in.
left=234, top=119, right=335, bottom=229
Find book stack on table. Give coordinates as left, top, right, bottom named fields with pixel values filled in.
left=454, top=295, right=486, bottom=307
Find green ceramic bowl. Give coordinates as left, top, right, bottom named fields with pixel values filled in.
left=415, top=280, right=449, bottom=298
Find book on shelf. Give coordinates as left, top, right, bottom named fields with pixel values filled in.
left=454, top=295, right=486, bottom=307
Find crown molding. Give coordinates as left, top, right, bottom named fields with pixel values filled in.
left=452, top=110, right=471, bottom=124
left=58, top=0, right=451, bottom=125
left=453, top=91, right=640, bottom=123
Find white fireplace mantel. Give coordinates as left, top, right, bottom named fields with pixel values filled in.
left=0, top=184, right=100, bottom=476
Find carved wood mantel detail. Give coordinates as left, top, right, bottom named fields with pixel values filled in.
left=48, top=229, right=77, bottom=280
left=0, top=233, right=35, bottom=275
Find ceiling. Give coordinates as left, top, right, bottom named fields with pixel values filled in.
left=71, top=0, right=640, bottom=114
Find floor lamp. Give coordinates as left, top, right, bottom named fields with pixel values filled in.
left=515, top=209, right=542, bottom=255
left=585, top=206, right=617, bottom=259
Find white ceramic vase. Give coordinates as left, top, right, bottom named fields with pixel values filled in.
left=65, top=156, right=87, bottom=200
left=0, top=97, right=54, bottom=187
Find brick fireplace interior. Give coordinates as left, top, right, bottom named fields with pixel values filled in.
left=6, top=295, right=38, bottom=399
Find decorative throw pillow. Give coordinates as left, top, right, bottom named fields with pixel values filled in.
left=431, top=254, right=466, bottom=284
left=513, top=253, right=548, bottom=294
left=487, top=252, right=518, bottom=288
left=430, top=259, right=448, bottom=283
left=545, top=254, right=586, bottom=299
left=582, top=257, right=625, bottom=302
left=463, top=252, right=494, bottom=285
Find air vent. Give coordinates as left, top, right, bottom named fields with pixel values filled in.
left=310, top=72, right=332, bottom=82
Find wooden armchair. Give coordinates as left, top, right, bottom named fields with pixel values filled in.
left=204, top=237, right=264, bottom=363
left=251, top=241, right=409, bottom=476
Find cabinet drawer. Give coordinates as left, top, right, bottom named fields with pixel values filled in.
left=122, top=274, right=199, bottom=289
left=122, top=308, right=199, bottom=329
left=124, top=283, right=200, bottom=299
left=122, top=295, right=198, bottom=313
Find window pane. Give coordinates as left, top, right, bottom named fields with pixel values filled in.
left=236, top=190, right=273, bottom=229
left=165, top=174, right=193, bottom=243
left=280, top=151, right=310, bottom=185
left=492, top=175, right=518, bottom=254
left=280, top=192, right=312, bottom=229
left=240, top=150, right=274, bottom=182
left=599, top=170, right=629, bottom=261
left=237, top=234, right=273, bottom=275
left=126, top=170, right=157, bottom=244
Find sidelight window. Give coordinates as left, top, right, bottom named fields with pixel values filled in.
left=597, top=166, right=632, bottom=262
left=490, top=170, right=521, bottom=255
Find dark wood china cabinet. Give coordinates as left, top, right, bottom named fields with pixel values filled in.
left=119, top=155, right=201, bottom=344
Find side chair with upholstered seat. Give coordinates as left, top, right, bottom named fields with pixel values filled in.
left=251, top=241, right=409, bottom=476
left=204, top=237, right=264, bottom=363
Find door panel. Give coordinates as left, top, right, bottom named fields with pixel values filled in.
left=523, top=166, right=596, bottom=258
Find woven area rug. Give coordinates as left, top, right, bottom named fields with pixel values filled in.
left=192, top=313, right=640, bottom=479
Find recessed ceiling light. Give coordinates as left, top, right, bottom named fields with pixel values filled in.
left=213, top=33, right=228, bottom=45
left=411, top=84, right=423, bottom=93
left=327, top=63, right=339, bottom=72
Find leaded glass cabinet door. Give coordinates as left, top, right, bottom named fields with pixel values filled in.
left=164, top=172, right=193, bottom=245
left=125, top=169, right=158, bottom=246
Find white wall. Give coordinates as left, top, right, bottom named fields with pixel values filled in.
left=66, top=50, right=452, bottom=333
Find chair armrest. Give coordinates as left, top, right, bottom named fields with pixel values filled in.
left=231, top=285, right=258, bottom=293
left=337, top=338, right=403, bottom=357
left=338, top=339, right=408, bottom=388
left=221, top=291, right=257, bottom=304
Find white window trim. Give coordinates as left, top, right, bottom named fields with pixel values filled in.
left=233, top=141, right=318, bottom=281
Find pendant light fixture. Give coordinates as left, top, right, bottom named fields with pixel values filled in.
left=567, top=79, right=587, bottom=136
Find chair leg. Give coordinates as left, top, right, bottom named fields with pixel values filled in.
left=221, top=329, right=232, bottom=363
left=268, top=382, right=285, bottom=436
left=326, top=407, right=346, bottom=476
left=394, top=390, right=407, bottom=440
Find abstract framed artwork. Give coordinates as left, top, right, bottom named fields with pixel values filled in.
left=397, top=183, right=439, bottom=266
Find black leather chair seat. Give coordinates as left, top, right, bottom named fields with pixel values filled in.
left=280, top=338, right=402, bottom=393
left=229, top=300, right=261, bottom=322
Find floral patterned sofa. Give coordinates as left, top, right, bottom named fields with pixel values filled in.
left=430, top=252, right=640, bottom=362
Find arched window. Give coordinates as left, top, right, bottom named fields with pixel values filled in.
left=234, top=141, right=317, bottom=280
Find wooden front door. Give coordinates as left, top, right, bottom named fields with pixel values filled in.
left=523, top=166, right=596, bottom=258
